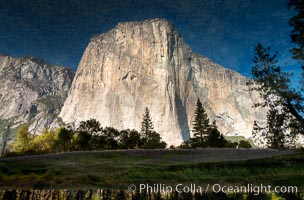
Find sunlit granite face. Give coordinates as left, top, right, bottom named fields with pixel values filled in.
left=59, top=18, right=266, bottom=146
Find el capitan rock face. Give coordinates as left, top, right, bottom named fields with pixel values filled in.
left=0, top=54, right=75, bottom=133
left=59, top=18, right=265, bottom=146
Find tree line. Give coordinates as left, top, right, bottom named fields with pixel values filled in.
left=4, top=101, right=252, bottom=157
left=5, top=107, right=166, bottom=156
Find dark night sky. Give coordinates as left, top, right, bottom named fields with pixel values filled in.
left=0, top=0, right=301, bottom=85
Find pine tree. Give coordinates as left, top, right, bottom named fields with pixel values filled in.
left=288, top=0, right=304, bottom=62
left=251, top=44, right=293, bottom=105
left=249, top=42, right=304, bottom=147
left=249, top=1, right=304, bottom=133
left=140, top=107, right=154, bottom=140
left=140, top=107, right=167, bottom=149
left=191, top=98, right=210, bottom=148
left=266, top=104, right=287, bottom=148
left=288, top=0, right=304, bottom=96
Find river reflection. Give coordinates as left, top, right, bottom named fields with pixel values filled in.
left=0, top=190, right=303, bottom=200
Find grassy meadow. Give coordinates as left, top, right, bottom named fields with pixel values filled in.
left=0, top=148, right=303, bottom=191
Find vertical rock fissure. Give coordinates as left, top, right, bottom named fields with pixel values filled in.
left=175, top=92, right=190, bottom=141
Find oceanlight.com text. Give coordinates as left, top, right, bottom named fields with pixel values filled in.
left=128, top=183, right=298, bottom=195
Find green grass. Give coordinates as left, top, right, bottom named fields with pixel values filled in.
left=0, top=149, right=303, bottom=190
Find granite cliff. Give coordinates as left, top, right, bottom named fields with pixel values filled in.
left=0, top=54, right=74, bottom=133
left=59, top=18, right=265, bottom=146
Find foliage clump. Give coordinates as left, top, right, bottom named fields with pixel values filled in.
left=7, top=107, right=167, bottom=156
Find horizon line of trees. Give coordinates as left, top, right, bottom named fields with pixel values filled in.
left=3, top=102, right=254, bottom=157
left=4, top=107, right=167, bottom=156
